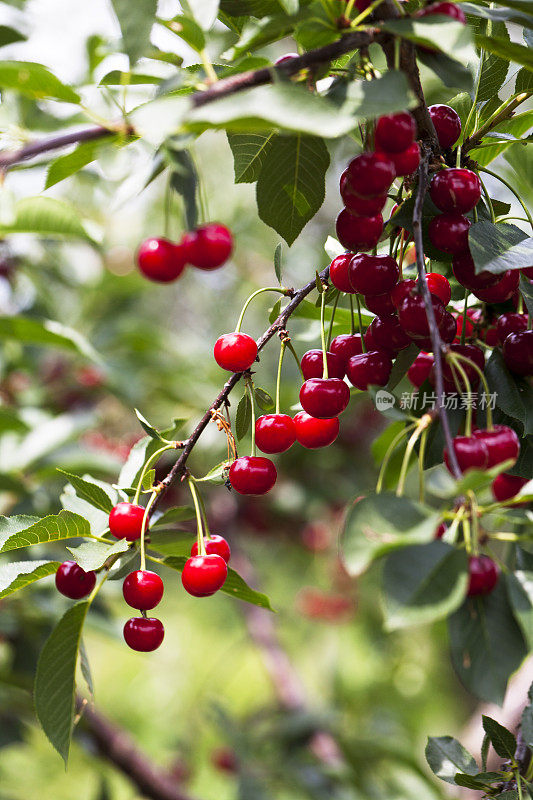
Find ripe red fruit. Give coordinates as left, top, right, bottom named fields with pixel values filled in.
left=123, top=617, right=165, bottom=651
left=474, top=269, right=519, bottom=303
left=349, top=253, right=399, bottom=295
left=182, top=554, right=228, bottom=597
left=522, top=267, right=533, bottom=279
left=346, top=350, right=393, bottom=390
left=391, top=279, right=416, bottom=309
left=428, top=213, right=470, bottom=255
left=213, top=333, right=257, bottom=372
left=55, top=561, right=96, bottom=599
left=137, top=237, right=186, bottom=283
left=368, top=315, right=411, bottom=353
left=229, top=456, right=277, bottom=495
left=340, top=171, right=387, bottom=216
left=503, top=330, right=533, bottom=376
left=293, top=411, right=339, bottom=448
left=398, top=294, right=446, bottom=338
left=345, top=152, right=396, bottom=197
left=182, top=223, right=233, bottom=270
left=336, top=209, right=383, bottom=251
left=424, top=272, right=451, bottom=306
left=467, top=555, right=499, bottom=597
left=492, top=473, right=528, bottom=503
left=191, top=534, right=231, bottom=563
left=408, top=352, right=434, bottom=388
left=472, top=425, right=520, bottom=468
left=439, top=310, right=459, bottom=344
left=429, top=104, right=462, bottom=149
left=329, top=334, right=363, bottom=370
left=454, top=309, right=481, bottom=343
left=329, top=253, right=355, bottom=293
left=418, top=1, right=466, bottom=22
left=444, top=435, right=489, bottom=475
left=109, top=502, right=146, bottom=541
left=496, top=312, right=528, bottom=345
left=123, top=570, right=164, bottom=610
left=301, top=349, right=345, bottom=380
left=430, top=168, right=481, bottom=214
left=381, top=142, right=420, bottom=177
left=364, top=291, right=396, bottom=316
left=255, top=414, right=296, bottom=454
left=452, top=252, right=500, bottom=290
left=364, top=326, right=378, bottom=351
left=299, top=377, right=350, bottom=418
left=375, top=112, right=416, bottom=153
left=435, top=522, right=447, bottom=539
left=437, top=343, right=485, bottom=392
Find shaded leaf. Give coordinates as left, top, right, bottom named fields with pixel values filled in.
left=0, top=60, right=80, bottom=102
left=57, top=470, right=114, bottom=513
left=0, top=510, right=91, bottom=553
left=66, top=539, right=130, bottom=572
left=110, top=0, right=156, bottom=65
left=45, top=139, right=116, bottom=189
left=482, top=715, right=517, bottom=760
left=0, top=316, right=99, bottom=360
left=254, top=387, right=275, bottom=412
left=235, top=393, right=252, bottom=440
left=469, top=221, right=530, bottom=275
left=0, top=560, right=59, bottom=598
left=425, top=736, right=478, bottom=785
left=506, top=549, right=533, bottom=649
left=163, top=556, right=273, bottom=609
left=227, top=132, right=275, bottom=183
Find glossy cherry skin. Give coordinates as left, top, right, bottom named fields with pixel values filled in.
left=496, top=312, right=528, bottom=345
left=345, top=152, right=396, bottom=197
left=424, top=273, right=451, bottom=306
left=299, top=378, right=350, bottom=418
left=474, top=269, right=519, bottom=303
left=381, top=142, right=420, bottom=177
left=213, top=333, right=257, bottom=372
left=123, top=570, right=164, bottom=610
left=492, top=473, right=528, bottom=503
left=109, top=502, right=146, bottom=541
left=454, top=308, right=482, bottom=343
left=182, top=554, right=227, bottom=597
left=418, top=2, right=466, bottom=23
left=329, top=334, right=363, bottom=370
left=452, top=252, right=500, bottom=290
left=229, top=456, right=277, bottom=495
left=293, top=411, right=339, bottom=448
left=429, top=104, right=462, bottom=149
left=182, top=223, right=233, bottom=270
left=411, top=311, right=456, bottom=351
left=255, top=414, right=296, bottom=454
left=137, top=237, right=186, bottom=283
left=444, top=435, right=489, bottom=475
left=430, top=169, right=481, bottom=214
left=191, top=534, right=231, bottom=563
left=364, top=292, right=396, bottom=316
left=346, top=351, right=393, bottom=390
left=503, top=331, right=533, bottom=376
left=391, top=279, right=416, bottom=309
left=123, top=617, right=164, bottom=651
left=375, top=111, right=416, bottom=153
left=472, top=425, right=520, bottom=468
left=428, top=213, right=470, bottom=255
left=398, top=294, right=446, bottom=338
left=340, top=171, right=387, bottom=216
left=467, top=556, right=499, bottom=597
left=369, top=315, right=411, bottom=354
left=336, top=209, right=383, bottom=252
left=329, top=253, right=355, bottom=293
left=349, top=253, right=399, bottom=295
left=408, top=352, right=434, bottom=388
left=364, top=326, right=378, bottom=351
left=301, top=349, right=345, bottom=380
left=55, top=561, right=96, bottom=599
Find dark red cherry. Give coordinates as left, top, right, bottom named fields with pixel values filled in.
left=301, top=349, right=345, bottom=380
left=418, top=2, right=466, bottom=23
left=408, top=351, right=434, bottom=388
left=391, top=279, right=416, bottom=309
left=467, top=555, right=499, bottom=597
left=522, top=266, right=533, bottom=279
left=439, top=310, right=459, bottom=344
left=492, top=473, right=528, bottom=503
left=381, top=142, right=420, bottom=177
left=191, top=534, right=231, bottom=563
left=349, top=253, right=399, bottom=295
left=375, top=112, right=416, bottom=153
left=444, top=435, right=489, bottom=475
left=483, top=323, right=499, bottom=347
left=369, top=315, right=411, bottom=353
left=474, top=270, right=520, bottom=303
left=299, top=377, right=350, bottom=418
left=123, top=617, right=164, bottom=651
left=137, top=237, right=186, bottom=283
left=109, top=502, right=146, bottom=541
left=123, top=570, right=164, bottom=610
left=345, top=152, right=396, bottom=197
left=472, top=425, right=520, bottom=468
left=213, top=333, right=257, bottom=372
left=329, top=253, right=355, bottom=293
left=424, top=272, right=451, bottom=306
left=398, top=294, right=446, bottom=338
left=430, top=168, right=481, bottom=214
left=182, top=223, right=233, bottom=270
left=364, top=326, right=378, bottom=351
left=435, top=343, right=485, bottom=392
left=429, top=104, right=462, bottom=149
left=364, top=291, right=396, bottom=316
left=329, top=334, right=363, bottom=370
left=293, top=411, right=339, bottom=448
left=454, top=309, right=480, bottom=342
left=55, top=561, right=96, bottom=599
left=340, top=171, right=387, bottom=216
left=452, top=252, right=501, bottom=290
left=229, top=456, right=277, bottom=495
left=435, top=522, right=447, bottom=539
left=496, top=312, right=528, bottom=345
left=428, top=213, right=470, bottom=255
left=336, top=209, right=383, bottom=252
left=255, top=414, right=296, bottom=454
left=346, top=350, right=393, bottom=390
left=503, top=331, right=533, bottom=376
left=182, top=554, right=228, bottom=597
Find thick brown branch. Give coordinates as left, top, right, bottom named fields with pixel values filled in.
left=0, top=126, right=120, bottom=170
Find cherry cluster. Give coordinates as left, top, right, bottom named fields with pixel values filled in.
left=137, top=222, right=233, bottom=283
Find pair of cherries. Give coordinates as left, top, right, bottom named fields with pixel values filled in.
left=137, top=223, right=233, bottom=283
left=444, top=424, right=520, bottom=475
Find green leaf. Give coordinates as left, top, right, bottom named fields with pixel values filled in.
left=151, top=506, right=196, bottom=527
left=469, top=221, right=530, bottom=275
left=57, top=470, right=114, bottom=513
left=67, top=539, right=129, bottom=571
left=485, top=349, right=533, bottom=436
left=165, top=15, right=205, bottom=51
left=338, top=70, right=418, bottom=118
left=129, top=95, right=191, bottom=147
left=226, top=13, right=298, bottom=59
left=476, top=34, right=533, bottom=70
left=516, top=66, right=533, bottom=93
left=142, top=468, right=155, bottom=490
left=0, top=61, right=80, bottom=102
left=382, top=542, right=468, bottom=629
left=134, top=408, right=165, bottom=441
left=381, top=17, right=474, bottom=61
left=196, top=460, right=231, bottom=484
left=227, top=132, right=275, bottom=183
left=0, top=196, right=94, bottom=242
left=182, top=0, right=220, bottom=29
left=274, top=243, right=283, bottom=284
left=341, top=493, right=441, bottom=576
left=0, top=25, right=26, bottom=46
left=110, top=0, right=156, bottom=65
left=79, top=640, right=94, bottom=700
left=35, top=602, right=89, bottom=764
left=235, top=393, right=252, bottom=440
left=45, top=138, right=115, bottom=189
left=425, top=736, right=478, bottom=785
left=0, top=560, right=59, bottom=599
left=0, top=316, right=100, bottom=361
left=269, top=297, right=282, bottom=324
left=482, top=716, right=517, bottom=760
left=453, top=773, right=488, bottom=790
left=0, top=510, right=91, bottom=553
left=167, top=146, right=198, bottom=231
left=254, top=387, right=275, bottom=412
left=256, top=134, right=329, bottom=246
left=506, top=549, right=533, bottom=649
left=520, top=274, right=533, bottom=318
left=146, top=530, right=195, bottom=556
left=417, top=49, right=473, bottom=91
left=99, top=70, right=162, bottom=85
left=163, top=556, right=273, bottom=609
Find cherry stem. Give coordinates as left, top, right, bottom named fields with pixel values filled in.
left=246, top=376, right=257, bottom=456
left=349, top=293, right=356, bottom=335
left=140, top=491, right=157, bottom=571
left=320, top=285, right=329, bottom=379
left=396, top=414, right=432, bottom=497
left=235, top=287, right=288, bottom=333
left=462, top=516, right=473, bottom=556
left=195, top=479, right=211, bottom=539
left=468, top=491, right=480, bottom=557
left=460, top=288, right=469, bottom=346
left=376, top=422, right=417, bottom=494
left=479, top=166, right=533, bottom=231
left=478, top=173, right=496, bottom=223
left=133, top=444, right=174, bottom=505
left=398, top=229, right=406, bottom=279
left=355, top=294, right=366, bottom=352
left=327, top=289, right=341, bottom=350
left=188, top=475, right=206, bottom=557
left=453, top=351, right=494, bottom=429
left=418, top=426, right=429, bottom=503
left=446, top=353, right=474, bottom=436
left=275, top=340, right=286, bottom=415
left=351, top=0, right=383, bottom=26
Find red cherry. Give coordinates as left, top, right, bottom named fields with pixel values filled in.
left=428, top=213, right=470, bottom=255
left=474, top=270, right=520, bottom=303
left=345, top=152, right=396, bottom=197
left=437, top=343, right=485, bottom=392
left=418, top=1, right=466, bottom=23
left=364, top=291, right=396, bottom=316
left=349, top=253, right=399, bottom=295
left=380, top=142, right=420, bottom=177
left=444, top=435, right=489, bottom=475
left=340, top=171, right=387, bottom=216
left=329, top=253, right=355, bottom=293
left=123, top=617, right=164, bottom=651
left=472, top=425, right=520, bottom=468
left=467, top=555, right=499, bottom=597
left=492, top=473, right=528, bottom=503
left=503, top=330, right=533, bottom=376
left=336, top=209, right=383, bottom=252
left=137, top=237, right=186, bottom=283
left=430, top=168, right=481, bottom=214
left=435, top=522, right=447, bottom=539
left=182, top=554, right=227, bottom=597
left=496, top=312, right=528, bottom=345
left=424, top=272, right=451, bottom=306
left=182, top=223, right=233, bottom=270
left=123, top=570, right=164, bottom=610
left=364, top=326, right=378, bottom=351
left=375, top=112, right=416, bottom=153
left=55, top=561, right=96, bottom=599
left=255, top=414, right=296, bottom=453
left=109, top=502, right=146, bottom=541
left=454, top=309, right=481, bottom=343
left=329, top=334, right=363, bottom=370
left=191, top=534, right=231, bottom=563
left=301, top=349, right=345, bottom=380
left=408, top=352, right=434, bottom=388
left=368, top=315, right=411, bottom=354
left=293, top=411, right=339, bottom=448
left=439, top=310, right=459, bottom=344
left=213, top=333, right=257, bottom=372
left=521, top=266, right=533, bottom=279
left=483, top=323, right=499, bottom=347
left=229, top=456, right=277, bottom=495
left=452, top=252, right=500, bottom=290
left=299, top=377, right=350, bottom=418
left=398, top=294, right=446, bottom=338
left=429, top=104, right=462, bottom=149
left=346, top=350, right=392, bottom=390
left=391, top=279, right=417, bottom=309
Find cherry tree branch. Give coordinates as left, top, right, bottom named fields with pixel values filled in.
left=462, top=91, right=532, bottom=155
